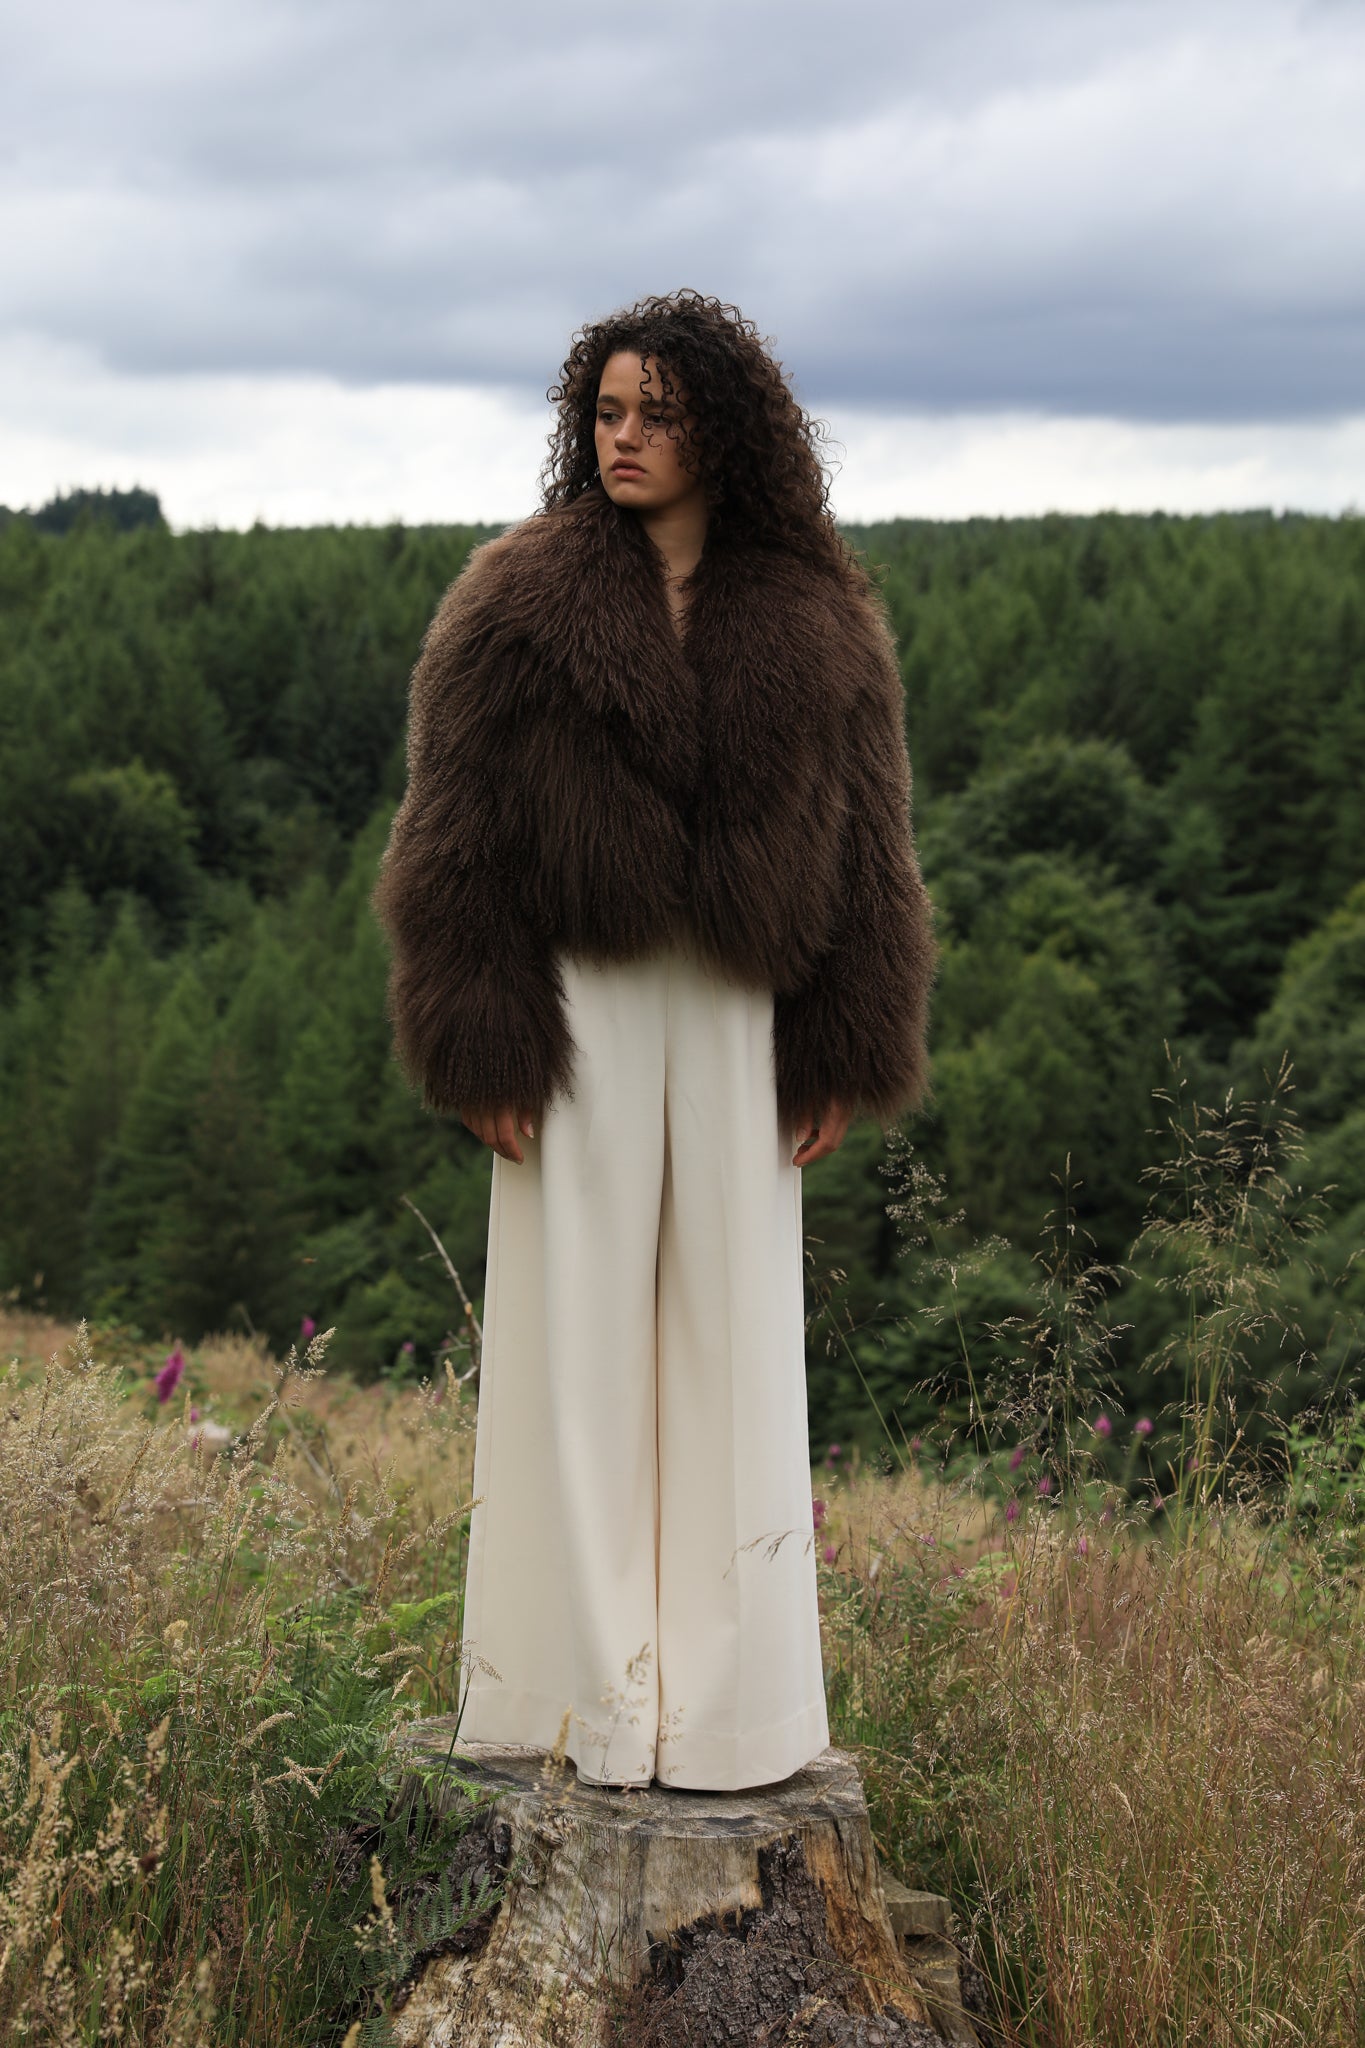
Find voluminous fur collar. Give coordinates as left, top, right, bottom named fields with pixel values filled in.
left=452, top=481, right=871, bottom=796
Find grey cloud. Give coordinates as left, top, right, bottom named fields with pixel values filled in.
left=3, top=0, right=1363, bottom=421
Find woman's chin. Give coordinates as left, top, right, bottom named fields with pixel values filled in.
left=602, top=477, right=650, bottom=504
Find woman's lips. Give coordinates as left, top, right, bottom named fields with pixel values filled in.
left=611, top=463, right=645, bottom=477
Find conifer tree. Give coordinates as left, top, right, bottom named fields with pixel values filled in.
left=139, top=1042, right=296, bottom=1344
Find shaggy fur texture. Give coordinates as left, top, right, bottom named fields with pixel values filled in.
left=372, top=484, right=937, bottom=1133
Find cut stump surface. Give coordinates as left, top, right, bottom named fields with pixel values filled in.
left=385, top=1731, right=964, bottom=2048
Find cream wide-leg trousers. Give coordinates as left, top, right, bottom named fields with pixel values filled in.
left=456, top=937, right=830, bottom=1790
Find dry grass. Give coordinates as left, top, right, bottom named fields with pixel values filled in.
left=820, top=1458, right=1365, bottom=2046
left=4, top=1294, right=1364, bottom=2044
left=0, top=1312, right=482, bottom=2044
left=0, top=1306, right=476, bottom=1515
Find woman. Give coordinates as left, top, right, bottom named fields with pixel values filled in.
left=372, top=290, right=936, bottom=1792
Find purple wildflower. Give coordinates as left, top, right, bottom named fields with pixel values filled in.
left=1093, top=1415, right=1113, bottom=1439
left=812, top=1497, right=827, bottom=1531
left=1005, top=1498, right=1020, bottom=1525
left=1135, top=1417, right=1154, bottom=1438
left=301, top=1315, right=317, bottom=1341
left=155, top=1347, right=185, bottom=1404
left=1008, top=1444, right=1027, bottom=1472
left=402, top=1340, right=415, bottom=1355
left=1036, top=1473, right=1053, bottom=1498
left=189, top=1406, right=200, bottom=1423
left=826, top=1443, right=842, bottom=1463
left=822, top=1543, right=837, bottom=1565
left=1076, top=1533, right=1089, bottom=1557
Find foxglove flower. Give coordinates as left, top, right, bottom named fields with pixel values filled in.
left=155, top=1347, right=185, bottom=1404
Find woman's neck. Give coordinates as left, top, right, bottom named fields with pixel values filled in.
left=638, top=492, right=709, bottom=590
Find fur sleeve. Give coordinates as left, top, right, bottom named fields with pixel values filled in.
left=772, top=598, right=937, bottom=1131
left=371, top=538, right=579, bottom=1121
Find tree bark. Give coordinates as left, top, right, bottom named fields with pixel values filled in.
left=385, top=1732, right=968, bottom=2048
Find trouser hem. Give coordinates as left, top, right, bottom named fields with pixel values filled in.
left=652, top=1695, right=830, bottom=1792
left=460, top=1679, right=830, bottom=1793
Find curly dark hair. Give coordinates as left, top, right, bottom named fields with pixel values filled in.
left=540, top=288, right=863, bottom=585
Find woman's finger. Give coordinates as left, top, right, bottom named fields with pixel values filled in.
left=801, top=1135, right=835, bottom=1166
left=467, top=1109, right=500, bottom=1155
left=792, top=1115, right=823, bottom=1165
left=793, top=1102, right=851, bottom=1166
left=461, top=1106, right=531, bottom=1161
left=495, top=1106, right=525, bottom=1164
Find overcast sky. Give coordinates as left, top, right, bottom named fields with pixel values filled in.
left=3, top=0, right=1363, bottom=526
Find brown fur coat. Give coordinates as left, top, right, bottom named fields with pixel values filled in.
left=372, top=483, right=937, bottom=1133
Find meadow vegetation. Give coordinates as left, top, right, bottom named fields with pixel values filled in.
left=3, top=1057, right=1361, bottom=2044
left=0, top=1315, right=487, bottom=2043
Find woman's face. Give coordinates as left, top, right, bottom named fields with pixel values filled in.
left=594, top=351, right=704, bottom=513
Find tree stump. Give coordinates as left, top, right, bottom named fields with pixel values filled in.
left=385, top=1730, right=971, bottom=2048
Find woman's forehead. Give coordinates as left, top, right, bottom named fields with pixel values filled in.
left=597, top=350, right=686, bottom=405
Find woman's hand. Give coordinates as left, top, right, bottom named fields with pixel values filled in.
left=791, top=1099, right=851, bottom=1167
left=462, top=1106, right=535, bottom=1163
